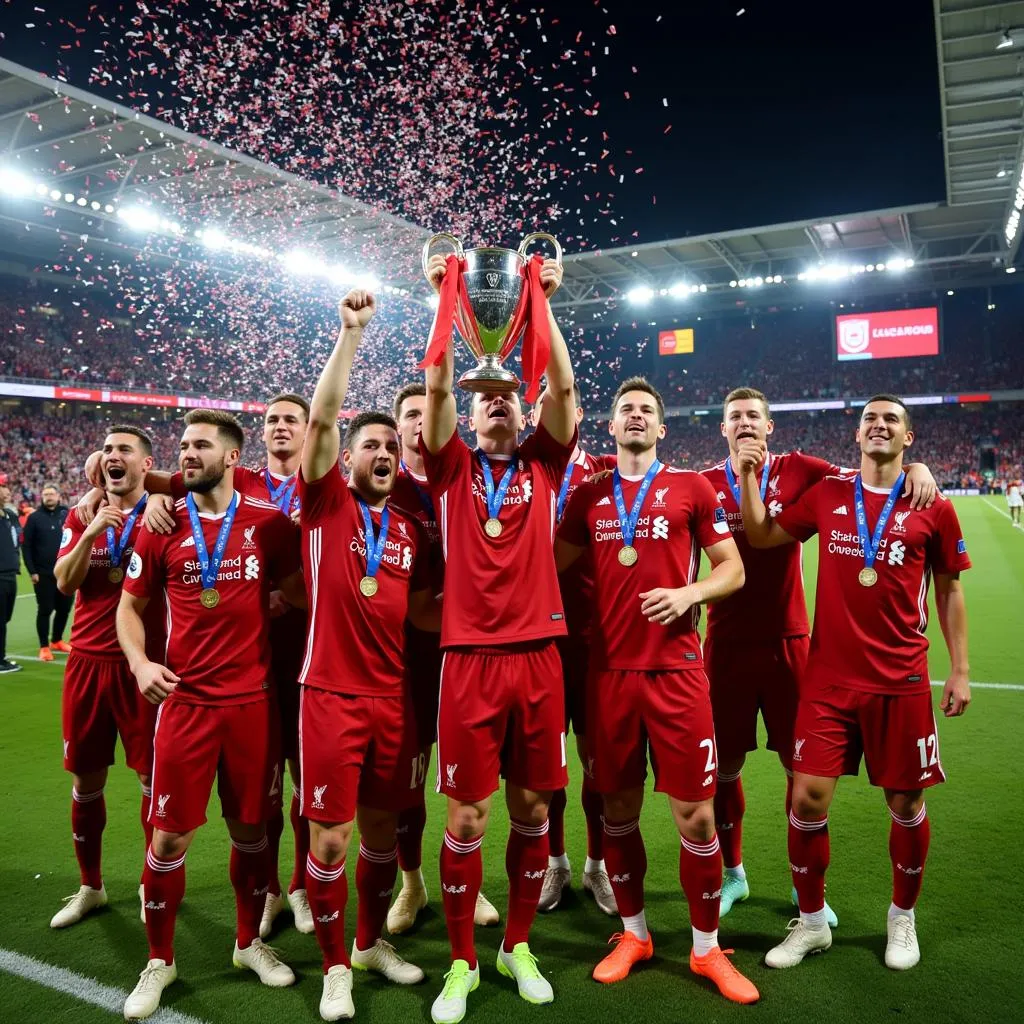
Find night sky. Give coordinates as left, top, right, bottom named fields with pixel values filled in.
left=0, top=0, right=945, bottom=247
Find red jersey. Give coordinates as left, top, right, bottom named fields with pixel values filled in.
left=123, top=492, right=301, bottom=705
left=171, top=465, right=300, bottom=514
left=57, top=507, right=165, bottom=662
left=298, top=468, right=431, bottom=697
left=701, top=451, right=840, bottom=642
left=556, top=448, right=610, bottom=637
left=775, top=475, right=972, bottom=696
left=420, top=423, right=575, bottom=648
left=558, top=463, right=731, bottom=670
left=390, top=464, right=445, bottom=594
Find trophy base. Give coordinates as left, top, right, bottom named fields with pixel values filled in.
left=457, top=358, right=521, bottom=394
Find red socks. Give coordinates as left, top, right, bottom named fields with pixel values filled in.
left=603, top=817, right=647, bottom=917
left=142, top=848, right=186, bottom=963
left=713, top=770, right=745, bottom=870
left=504, top=818, right=548, bottom=949
left=581, top=779, right=604, bottom=861
left=440, top=830, right=483, bottom=968
left=889, top=803, right=930, bottom=911
left=679, top=833, right=722, bottom=933
left=230, top=836, right=269, bottom=950
left=396, top=801, right=427, bottom=873
left=306, top=852, right=350, bottom=971
left=788, top=810, right=830, bottom=914
left=71, top=787, right=105, bottom=891
left=355, top=843, right=398, bottom=951
left=288, top=792, right=309, bottom=894
left=546, top=789, right=567, bottom=858
left=265, top=806, right=285, bottom=898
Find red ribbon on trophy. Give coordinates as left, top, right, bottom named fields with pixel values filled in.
left=419, top=252, right=464, bottom=369
left=519, top=253, right=551, bottom=404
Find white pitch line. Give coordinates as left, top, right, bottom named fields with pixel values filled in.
left=7, top=652, right=68, bottom=664
left=0, top=947, right=210, bottom=1024
left=930, top=679, right=1024, bottom=692
left=981, top=497, right=1022, bottom=529
left=16, top=592, right=33, bottom=599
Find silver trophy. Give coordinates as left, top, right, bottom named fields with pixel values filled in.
left=422, top=232, right=562, bottom=392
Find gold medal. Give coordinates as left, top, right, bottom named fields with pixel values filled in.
left=484, top=517, right=503, bottom=538
left=618, top=544, right=638, bottom=567
left=200, top=588, right=221, bottom=609
left=858, top=567, right=878, bottom=587
left=359, top=575, right=379, bottom=598
left=107, top=566, right=124, bottom=584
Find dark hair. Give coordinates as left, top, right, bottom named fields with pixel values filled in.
left=863, top=393, right=912, bottom=430
left=344, top=411, right=398, bottom=448
left=610, top=376, right=665, bottom=424
left=106, top=424, right=154, bottom=456
left=393, top=382, right=426, bottom=420
left=183, top=409, right=246, bottom=452
left=42, top=482, right=60, bottom=494
left=723, top=386, right=770, bottom=421
left=265, top=393, right=310, bottom=421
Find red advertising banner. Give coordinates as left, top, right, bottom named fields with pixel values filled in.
left=835, top=307, right=939, bottom=361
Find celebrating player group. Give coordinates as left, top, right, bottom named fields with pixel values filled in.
left=48, top=256, right=971, bottom=1023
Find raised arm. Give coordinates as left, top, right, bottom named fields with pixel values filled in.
left=422, top=254, right=458, bottom=453
left=303, top=289, right=375, bottom=483
left=737, top=440, right=797, bottom=549
left=55, top=506, right=124, bottom=595
left=934, top=572, right=970, bottom=717
left=535, top=263, right=576, bottom=446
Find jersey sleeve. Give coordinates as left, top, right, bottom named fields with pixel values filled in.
left=928, top=498, right=973, bottom=576
left=556, top=482, right=593, bottom=548
left=297, top=466, right=348, bottom=525
left=57, top=508, right=84, bottom=558
left=791, top=453, right=841, bottom=489
left=122, top=523, right=165, bottom=600
left=265, top=513, right=302, bottom=584
left=774, top=480, right=824, bottom=542
left=520, top=422, right=577, bottom=488
left=169, top=471, right=187, bottom=501
left=692, top=473, right=733, bottom=549
left=419, top=430, right=470, bottom=492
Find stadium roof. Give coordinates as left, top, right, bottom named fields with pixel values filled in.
left=0, top=56, right=429, bottom=290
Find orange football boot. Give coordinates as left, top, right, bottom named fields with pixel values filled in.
left=39, top=646, right=54, bottom=662
left=592, top=931, right=654, bottom=983
left=689, top=947, right=759, bottom=1004
left=51, top=641, right=72, bottom=653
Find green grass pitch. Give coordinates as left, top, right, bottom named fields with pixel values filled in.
left=1, top=496, right=1021, bottom=1023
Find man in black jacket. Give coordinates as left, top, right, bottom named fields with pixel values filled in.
left=0, top=474, right=21, bottom=673
left=23, top=483, right=72, bottom=661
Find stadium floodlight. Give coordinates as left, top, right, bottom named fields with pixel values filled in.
left=199, top=226, right=229, bottom=250
left=754, top=276, right=764, bottom=286
left=49, top=188, right=62, bottom=201
left=352, top=273, right=382, bottom=291
left=699, top=284, right=708, bottom=292
left=0, top=167, right=34, bottom=197
left=668, top=282, right=689, bottom=298
left=690, top=284, right=701, bottom=294
left=282, top=249, right=320, bottom=276
left=626, top=285, right=655, bottom=305
left=1007, top=266, right=1017, bottom=274
left=117, top=205, right=160, bottom=232
left=103, top=204, right=114, bottom=214
left=729, top=280, right=737, bottom=287
left=76, top=197, right=88, bottom=207
left=90, top=201, right=101, bottom=211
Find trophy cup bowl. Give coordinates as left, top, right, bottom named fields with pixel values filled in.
left=422, top=231, right=562, bottom=393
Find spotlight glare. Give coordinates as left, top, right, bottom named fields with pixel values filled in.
left=0, top=167, right=34, bottom=197
left=103, top=204, right=114, bottom=214
left=200, top=227, right=229, bottom=250
left=117, top=205, right=160, bottom=231
left=729, top=280, right=737, bottom=287
left=1007, top=266, right=1017, bottom=274
left=668, top=282, right=689, bottom=298
left=49, top=189, right=62, bottom=201
left=626, top=285, right=655, bottom=305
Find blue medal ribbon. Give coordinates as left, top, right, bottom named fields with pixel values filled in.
left=477, top=451, right=516, bottom=522
left=264, top=468, right=298, bottom=515
left=106, top=492, right=148, bottom=568
left=400, top=460, right=434, bottom=520
left=854, top=472, right=906, bottom=571
left=186, top=491, right=238, bottom=592
left=356, top=497, right=390, bottom=579
left=724, top=453, right=771, bottom=507
left=556, top=459, right=576, bottom=524
left=612, top=460, right=662, bottom=547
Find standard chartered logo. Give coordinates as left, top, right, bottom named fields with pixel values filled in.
left=887, top=540, right=906, bottom=566
left=244, top=555, right=261, bottom=580
left=652, top=515, right=669, bottom=540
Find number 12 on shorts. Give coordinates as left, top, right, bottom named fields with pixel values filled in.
left=916, top=733, right=938, bottom=769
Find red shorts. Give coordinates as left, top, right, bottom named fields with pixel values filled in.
left=62, top=651, right=157, bottom=776
left=792, top=685, right=946, bottom=791
left=407, top=624, right=443, bottom=747
left=271, top=611, right=306, bottom=762
left=436, top=642, right=567, bottom=802
left=588, top=667, right=718, bottom=803
left=149, top=697, right=280, bottom=832
left=299, top=686, right=421, bottom=823
left=705, top=632, right=807, bottom=765
left=556, top=635, right=589, bottom=735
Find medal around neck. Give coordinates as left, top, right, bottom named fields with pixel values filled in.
left=186, top=492, right=238, bottom=610
left=858, top=567, right=878, bottom=587
left=106, top=492, right=147, bottom=587
left=853, top=473, right=905, bottom=592
left=356, top=497, right=390, bottom=599
left=478, top=451, right=516, bottom=541
left=612, top=460, right=662, bottom=568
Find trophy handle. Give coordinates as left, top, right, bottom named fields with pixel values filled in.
left=518, top=232, right=562, bottom=266
left=422, top=232, right=465, bottom=276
